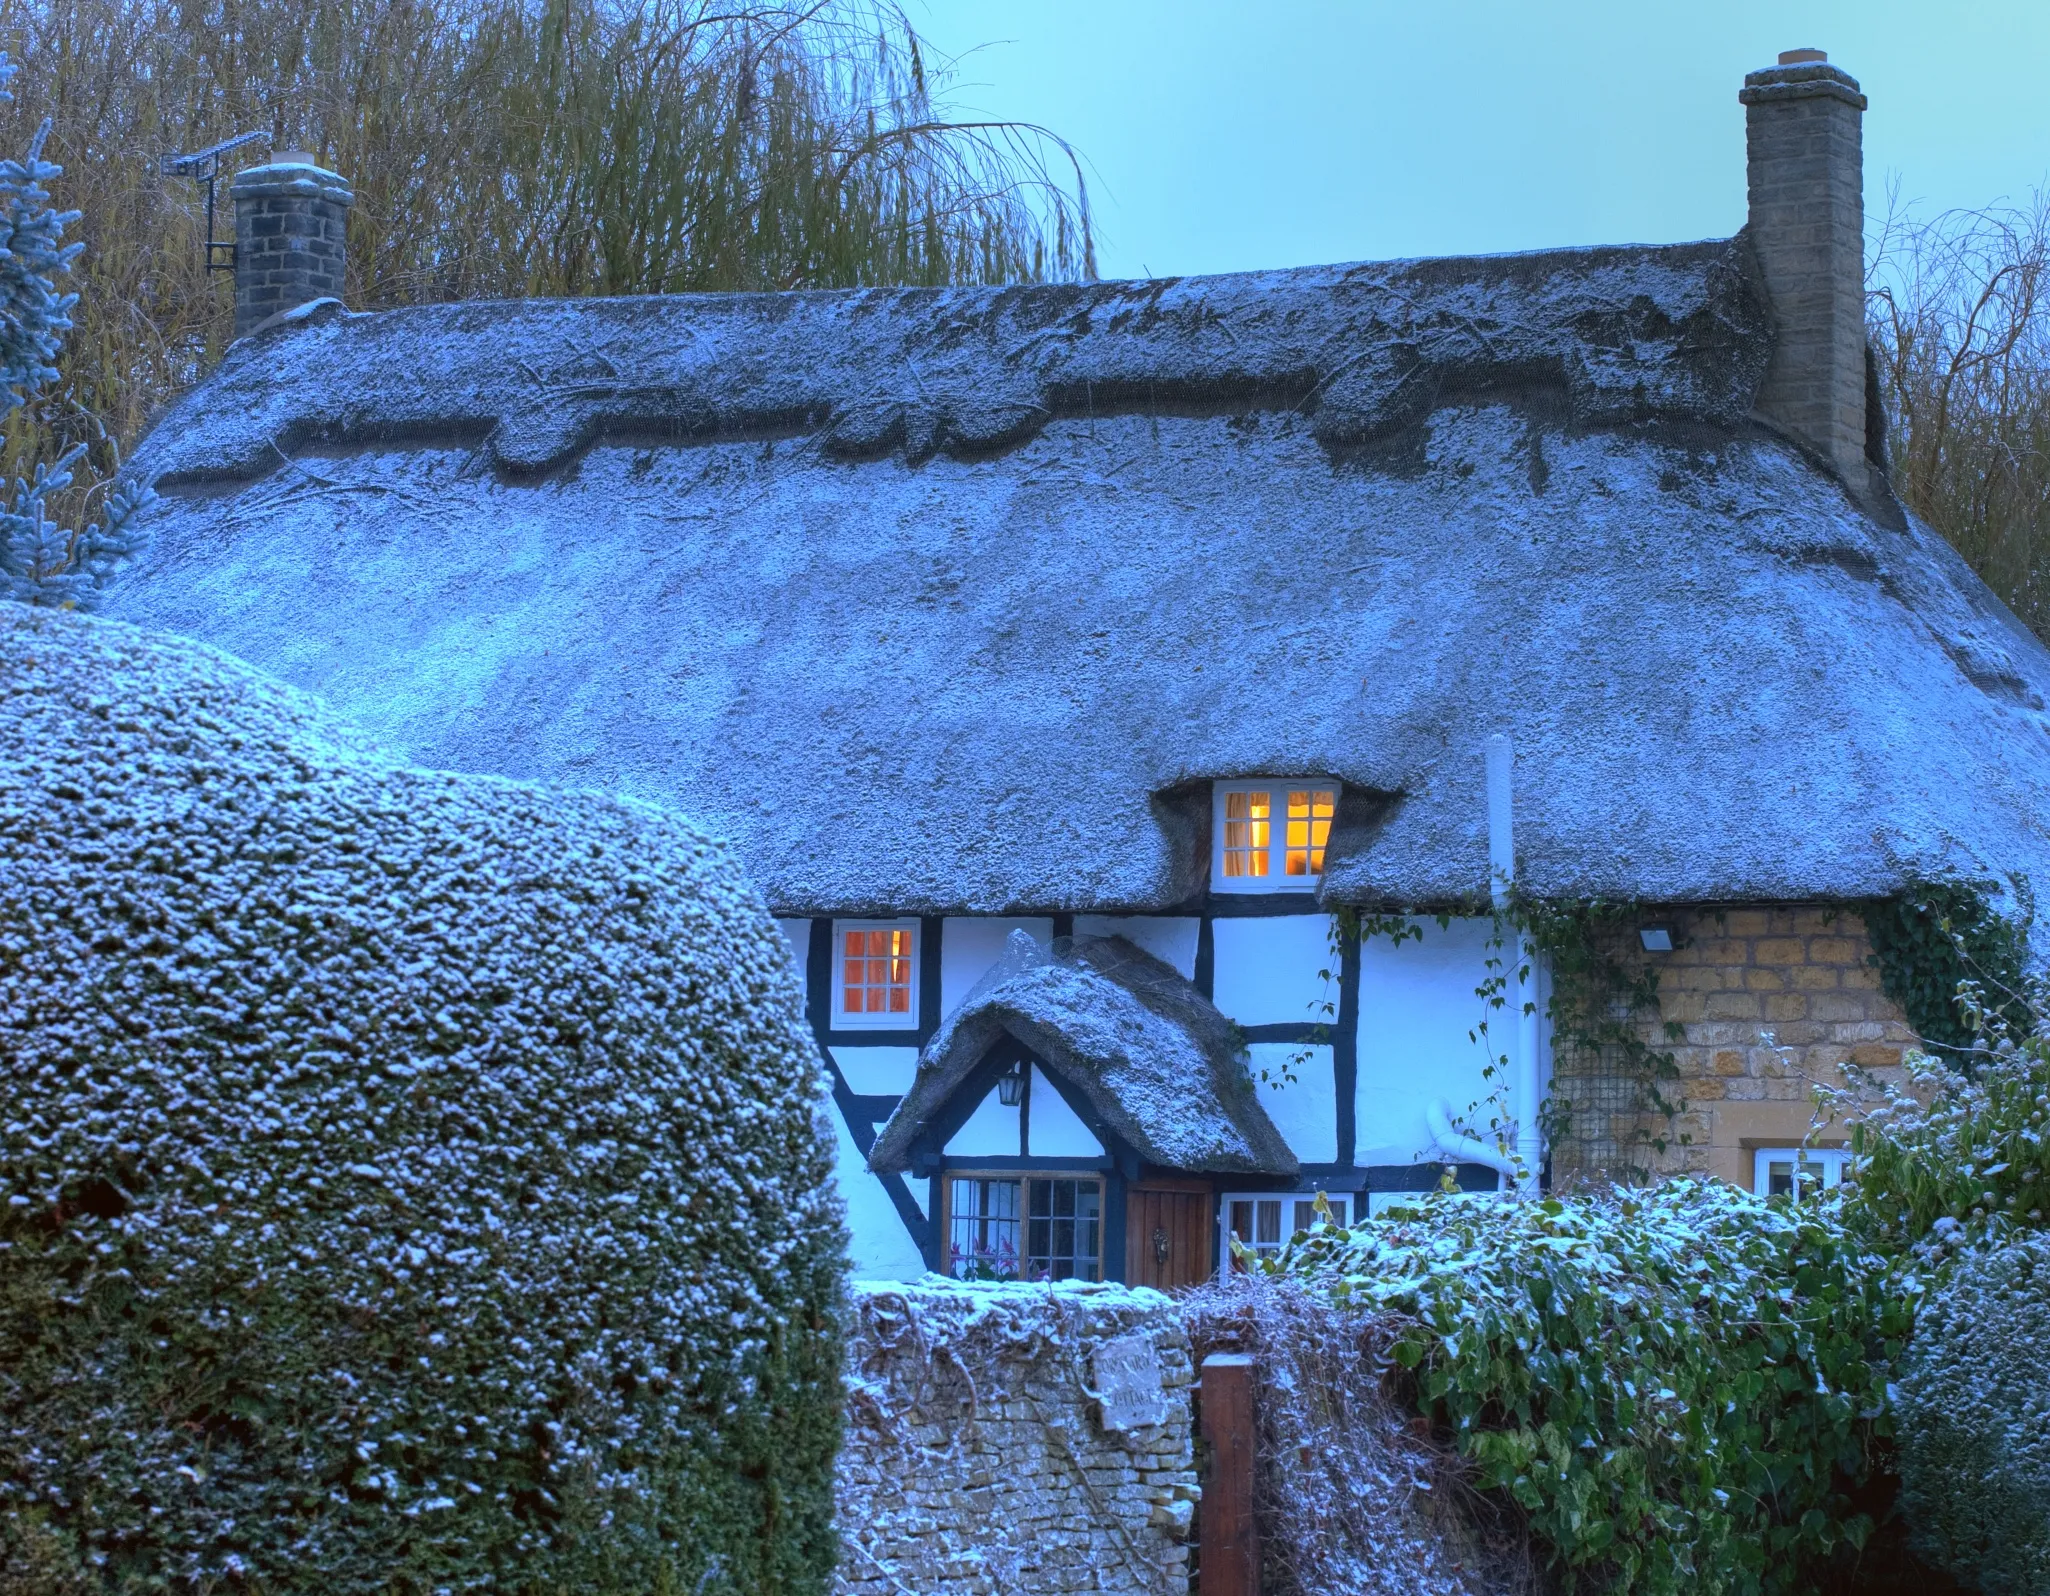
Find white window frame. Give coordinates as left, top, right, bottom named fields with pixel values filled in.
left=1753, top=1146, right=1851, bottom=1200
left=1211, top=779, right=1337, bottom=894
left=1219, top=1189, right=1352, bottom=1269
left=831, top=918, right=921, bottom=1030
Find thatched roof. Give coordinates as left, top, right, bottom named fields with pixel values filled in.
left=867, top=934, right=1296, bottom=1177
left=102, top=239, right=2050, bottom=916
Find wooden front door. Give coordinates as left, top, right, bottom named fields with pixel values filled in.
left=1124, top=1184, right=1215, bottom=1292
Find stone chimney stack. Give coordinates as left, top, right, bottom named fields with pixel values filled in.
left=1740, top=50, right=1870, bottom=492
left=230, top=153, right=353, bottom=338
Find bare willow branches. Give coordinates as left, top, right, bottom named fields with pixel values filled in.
left=1869, top=189, right=2050, bottom=641
left=0, top=0, right=1093, bottom=515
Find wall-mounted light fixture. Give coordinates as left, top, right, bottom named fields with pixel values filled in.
left=1639, top=926, right=1675, bottom=953
left=996, top=1061, right=1027, bottom=1107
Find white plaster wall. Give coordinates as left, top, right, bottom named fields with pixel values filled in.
left=776, top=917, right=810, bottom=987
left=830, top=1112, right=927, bottom=1279
left=1027, top=1067, right=1103, bottom=1158
left=830, top=1045, right=919, bottom=1096
left=1247, top=1042, right=1337, bottom=1164
left=1355, top=917, right=1510, bottom=1167
left=1211, top=915, right=1335, bottom=1026
left=1072, top=914, right=1200, bottom=978
left=944, top=1083, right=1021, bottom=1158
left=940, top=917, right=1055, bottom=1017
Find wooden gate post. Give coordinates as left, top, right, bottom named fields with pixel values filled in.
left=1199, top=1352, right=1258, bottom=1595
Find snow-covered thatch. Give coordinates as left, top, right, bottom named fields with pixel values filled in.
left=0, top=606, right=844, bottom=1592
left=103, top=242, right=2050, bottom=915
left=869, top=935, right=1296, bottom=1176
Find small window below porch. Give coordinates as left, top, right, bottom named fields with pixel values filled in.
left=945, top=1173, right=1103, bottom=1282
left=1221, top=1190, right=1352, bottom=1269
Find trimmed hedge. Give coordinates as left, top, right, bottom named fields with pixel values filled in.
left=0, top=607, right=845, bottom=1594
left=1263, top=1181, right=1906, bottom=1596
left=1896, top=1236, right=2050, bottom=1591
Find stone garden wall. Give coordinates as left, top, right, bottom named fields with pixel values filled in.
left=835, top=1280, right=1198, bottom=1596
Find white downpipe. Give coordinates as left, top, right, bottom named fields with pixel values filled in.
left=1487, top=734, right=1544, bottom=1195
left=1426, top=1097, right=1519, bottom=1179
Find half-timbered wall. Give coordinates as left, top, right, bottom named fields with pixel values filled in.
left=789, top=911, right=1520, bottom=1279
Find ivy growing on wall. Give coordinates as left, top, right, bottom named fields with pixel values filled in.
left=1514, top=894, right=1686, bottom=1167
left=1288, top=900, right=1683, bottom=1176
left=1864, top=876, right=2031, bottom=1058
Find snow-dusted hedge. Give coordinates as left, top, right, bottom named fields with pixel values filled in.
left=1259, top=1182, right=1906, bottom=1596
left=1895, top=1234, right=2050, bottom=1591
left=0, top=608, right=844, bottom=1593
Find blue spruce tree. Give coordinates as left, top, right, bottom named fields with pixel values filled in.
left=0, top=52, right=151, bottom=608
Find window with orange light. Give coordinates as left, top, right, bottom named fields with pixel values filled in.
left=833, top=920, right=919, bottom=1027
left=1212, top=780, right=1337, bottom=892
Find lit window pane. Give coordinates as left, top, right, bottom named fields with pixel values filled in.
left=1223, top=789, right=1272, bottom=879
left=841, top=925, right=914, bottom=1021
left=1285, top=788, right=1336, bottom=877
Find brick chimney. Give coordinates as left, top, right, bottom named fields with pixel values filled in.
left=230, top=153, right=353, bottom=338
left=1739, top=50, right=1871, bottom=494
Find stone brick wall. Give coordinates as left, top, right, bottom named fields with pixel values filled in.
left=836, top=1279, right=1197, bottom=1596
left=1551, top=906, right=1919, bottom=1189
left=230, top=160, right=353, bottom=338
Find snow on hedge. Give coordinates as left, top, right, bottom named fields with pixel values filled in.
left=1257, top=1181, right=1904, bottom=1596
left=0, top=606, right=845, bottom=1593
left=1896, top=1232, right=2050, bottom=1590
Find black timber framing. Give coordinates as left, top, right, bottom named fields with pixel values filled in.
left=804, top=918, right=931, bottom=1253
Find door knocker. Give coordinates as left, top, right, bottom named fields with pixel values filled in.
left=1152, top=1226, right=1171, bottom=1265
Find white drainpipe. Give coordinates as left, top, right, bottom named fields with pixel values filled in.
left=1426, top=1098, right=1519, bottom=1180
left=1488, top=734, right=1543, bottom=1194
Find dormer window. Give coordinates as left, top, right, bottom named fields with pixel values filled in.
left=1212, top=781, right=1335, bottom=892
left=834, top=919, right=919, bottom=1028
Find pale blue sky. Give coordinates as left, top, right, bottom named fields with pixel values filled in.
left=913, top=1, right=2050, bottom=279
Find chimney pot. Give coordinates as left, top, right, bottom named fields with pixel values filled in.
left=229, top=157, right=353, bottom=339
left=1739, top=53, right=1872, bottom=496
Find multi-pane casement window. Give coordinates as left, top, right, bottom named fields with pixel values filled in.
left=1213, top=781, right=1337, bottom=892
left=1754, top=1147, right=1850, bottom=1200
left=946, top=1174, right=1103, bottom=1281
left=834, top=919, right=918, bottom=1028
left=1222, top=1192, right=1352, bottom=1267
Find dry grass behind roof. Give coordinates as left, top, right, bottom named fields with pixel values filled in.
left=0, top=0, right=1094, bottom=527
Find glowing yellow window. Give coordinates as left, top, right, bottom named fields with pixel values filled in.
left=837, top=922, right=917, bottom=1024
left=1222, top=789, right=1272, bottom=880
left=1213, top=780, right=1337, bottom=892
left=1285, top=789, right=1335, bottom=877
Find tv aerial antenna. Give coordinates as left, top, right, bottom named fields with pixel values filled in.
left=159, top=131, right=268, bottom=273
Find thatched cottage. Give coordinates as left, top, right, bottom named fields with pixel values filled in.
left=102, top=52, right=2050, bottom=1281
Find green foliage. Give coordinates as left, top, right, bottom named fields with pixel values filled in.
left=1864, top=877, right=2031, bottom=1057
left=1265, top=1181, right=1907, bottom=1596
left=0, top=607, right=846, bottom=1595
left=1828, top=1030, right=2050, bottom=1257
left=1515, top=895, right=1686, bottom=1161
left=1893, top=1232, right=2050, bottom=1591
